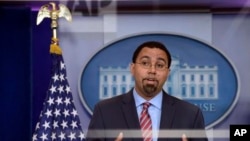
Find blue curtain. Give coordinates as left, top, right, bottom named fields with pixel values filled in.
left=0, top=7, right=31, bottom=141
left=0, top=6, right=51, bottom=141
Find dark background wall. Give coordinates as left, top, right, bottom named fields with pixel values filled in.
left=0, top=7, right=32, bottom=140
left=0, top=6, right=51, bottom=141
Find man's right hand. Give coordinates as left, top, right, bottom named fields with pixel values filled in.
left=115, top=132, right=123, bottom=141
left=182, top=134, right=188, bottom=141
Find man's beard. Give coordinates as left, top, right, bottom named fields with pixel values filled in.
left=143, top=84, right=157, bottom=97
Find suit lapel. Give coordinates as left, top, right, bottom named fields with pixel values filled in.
left=160, top=92, right=176, bottom=129
left=158, top=92, right=176, bottom=141
left=121, top=90, right=141, bottom=129
left=121, top=90, right=143, bottom=141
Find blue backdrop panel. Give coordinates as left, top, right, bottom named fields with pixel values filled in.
left=0, top=7, right=31, bottom=141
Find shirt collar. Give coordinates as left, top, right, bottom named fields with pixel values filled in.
left=133, top=88, right=162, bottom=110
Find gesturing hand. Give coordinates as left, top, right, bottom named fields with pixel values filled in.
left=182, top=134, right=188, bottom=141
left=115, top=132, right=123, bottom=141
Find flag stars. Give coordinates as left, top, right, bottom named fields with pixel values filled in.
left=79, top=132, right=85, bottom=140
left=65, top=85, right=71, bottom=94
left=58, top=132, right=66, bottom=140
left=49, top=85, right=57, bottom=94
left=63, top=109, right=70, bottom=118
left=35, top=122, right=40, bottom=130
left=52, top=73, right=59, bottom=82
left=57, top=85, right=64, bottom=94
left=42, top=121, right=51, bottom=130
left=70, top=121, right=78, bottom=129
left=54, top=108, right=61, bottom=117
left=32, top=56, right=86, bottom=141
left=59, top=73, right=65, bottom=81
left=68, top=132, right=76, bottom=140
left=47, top=97, right=54, bottom=106
left=55, top=97, right=63, bottom=105
left=53, top=121, right=59, bottom=129
left=71, top=109, right=78, bottom=117
left=51, top=132, right=56, bottom=140
left=61, top=120, right=68, bottom=129
left=40, top=133, right=48, bottom=141
left=32, top=134, right=38, bottom=141
left=64, top=97, right=71, bottom=106
left=39, top=112, right=43, bottom=118
left=60, top=61, right=65, bottom=70
left=44, top=109, right=52, bottom=118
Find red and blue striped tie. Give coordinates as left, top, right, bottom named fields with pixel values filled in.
left=140, top=102, right=152, bottom=141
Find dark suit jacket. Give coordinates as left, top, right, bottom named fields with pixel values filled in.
left=86, top=89, right=208, bottom=141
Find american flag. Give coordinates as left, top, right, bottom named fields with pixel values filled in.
left=32, top=53, right=85, bottom=141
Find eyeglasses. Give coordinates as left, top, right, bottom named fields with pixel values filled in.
left=135, top=61, right=168, bottom=71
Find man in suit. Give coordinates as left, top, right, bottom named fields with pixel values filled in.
left=86, top=41, right=208, bottom=141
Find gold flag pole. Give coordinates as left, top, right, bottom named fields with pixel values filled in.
left=36, top=2, right=72, bottom=55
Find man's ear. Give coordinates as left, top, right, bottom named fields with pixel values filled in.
left=130, top=63, right=135, bottom=76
